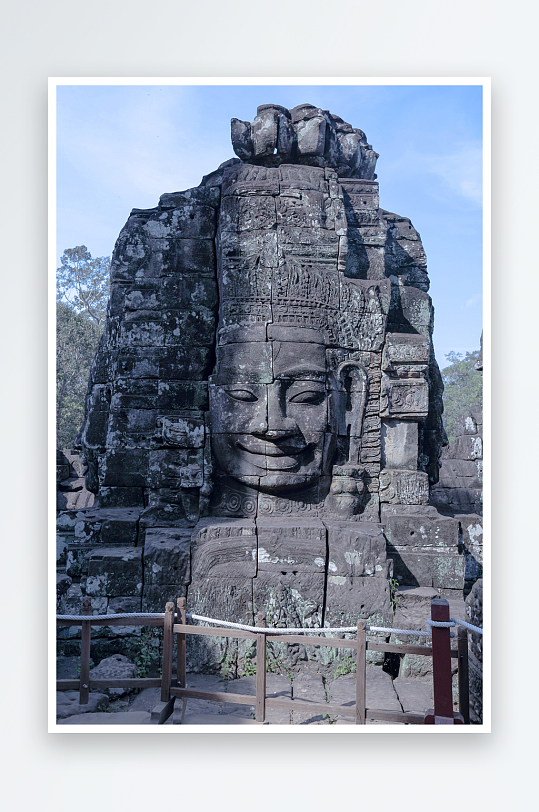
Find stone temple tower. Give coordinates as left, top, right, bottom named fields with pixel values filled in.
left=58, top=104, right=468, bottom=674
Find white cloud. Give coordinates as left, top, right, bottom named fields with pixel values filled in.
left=424, top=144, right=483, bottom=206
left=381, top=142, right=483, bottom=207
left=465, top=293, right=482, bottom=308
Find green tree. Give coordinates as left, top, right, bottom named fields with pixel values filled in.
left=56, top=245, right=111, bottom=326
left=441, top=350, right=482, bottom=443
left=56, top=302, right=103, bottom=448
left=56, top=246, right=111, bottom=447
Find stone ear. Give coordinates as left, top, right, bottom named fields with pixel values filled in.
left=337, top=360, right=368, bottom=466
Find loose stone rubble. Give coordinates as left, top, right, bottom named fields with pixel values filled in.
left=56, top=104, right=483, bottom=707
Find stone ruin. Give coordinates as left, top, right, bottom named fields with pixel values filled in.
left=56, top=103, right=482, bottom=678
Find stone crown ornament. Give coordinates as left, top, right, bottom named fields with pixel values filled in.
left=231, top=103, right=379, bottom=179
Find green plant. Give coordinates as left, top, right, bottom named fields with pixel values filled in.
left=220, top=652, right=237, bottom=681
left=241, top=658, right=257, bottom=677
left=321, top=713, right=338, bottom=724
left=265, top=642, right=296, bottom=680
left=134, top=629, right=160, bottom=677
left=331, top=655, right=356, bottom=679
left=390, top=578, right=402, bottom=612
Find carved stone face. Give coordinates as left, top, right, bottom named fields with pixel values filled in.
left=209, top=328, right=336, bottom=493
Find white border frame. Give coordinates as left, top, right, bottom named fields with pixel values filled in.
left=49, top=77, right=490, bottom=734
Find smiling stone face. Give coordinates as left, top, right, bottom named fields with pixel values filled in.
left=209, top=328, right=336, bottom=492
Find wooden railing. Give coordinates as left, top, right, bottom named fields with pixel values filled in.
left=56, top=597, right=170, bottom=706
left=56, top=596, right=469, bottom=725
left=161, top=596, right=468, bottom=725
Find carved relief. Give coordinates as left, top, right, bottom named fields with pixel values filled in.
left=155, top=416, right=205, bottom=448
left=380, top=333, right=430, bottom=420
left=379, top=469, right=429, bottom=505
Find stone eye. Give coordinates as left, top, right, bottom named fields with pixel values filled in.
left=288, top=389, right=325, bottom=405
left=225, top=389, right=258, bottom=402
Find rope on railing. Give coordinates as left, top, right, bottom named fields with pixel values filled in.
left=56, top=612, right=483, bottom=636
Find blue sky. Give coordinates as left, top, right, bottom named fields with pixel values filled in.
left=55, top=81, right=484, bottom=366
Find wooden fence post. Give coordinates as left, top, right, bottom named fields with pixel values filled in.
left=255, top=611, right=267, bottom=723
left=177, top=597, right=187, bottom=689
left=425, top=598, right=464, bottom=724
left=355, top=619, right=367, bottom=724
left=79, top=597, right=92, bottom=705
left=175, top=596, right=188, bottom=724
left=161, top=601, right=175, bottom=702
left=458, top=626, right=470, bottom=724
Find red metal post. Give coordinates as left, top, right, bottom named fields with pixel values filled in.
left=425, top=598, right=464, bottom=724
left=79, top=597, right=92, bottom=705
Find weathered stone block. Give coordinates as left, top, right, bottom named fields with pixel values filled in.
left=158, top=347, right=213, bottom=380
left=221, top=164, right=280, bottom=197
left=158, top=186, right=221, bottom=210
left=389, top=550, right=465, bottom=589
left=186, top=576, right=254, bottom=674
left=220, top=195, right=277, bottom=232
left=99, top=449, right=150, bottom=487
left=256, top=519, right=327, bottom=573
left=65, top=544, right=92, bottom=578
left=458, top=514, right=483, bottom=584
left=219, top=228, right=279, bottom=266
left=252, top=570, right=325, bottom=630
left=147, top=448, right=203, bottom=489
left=98, top=486, right=145, bottom=508
left=443, top=434, right=483, bottom=461
left=190, top=519, right=257, bottom=580
left=380, top=378, right=429, bottom=420
left=73, top=508, right=142, bottom=546
left=278, top=163, right=327, bottom=192
left=89, top=654, right=137, bottom=697
left=115, top=349, right=160, bottom=379
left=325, top=575, right=392, bottom=627
left=383, top=510, right=460, bottom=550
left=141, top=204, right=216, bottom=241
left=162, top=309, right=216, bottom=347
left=455, top=413, right=480, bottom=436
left=156, top=381, right=209, bottom=411
left=381, top=420, right=418, bottom=469
left=325, top=521, right=387, bottom=577
left=436, top=459, right=482, bottom=490
left=388, top=285, right=433, bottom=338
left=84, top=547, right=143, bottom=597
left=160, top=275, right=218, bottom=310
left=143, top=527, right=192, bottom=585
left=110, top=230, right=151, bottom=283
left=147, top=238, right=216, bottom=277
left=391, top=586, right=439, bottom=641
left=155, top=415, right=205, bottom=448
left=119, top=319, right=165, bottom=348
left=107, top=409, right=159, bottom=448
left=379, top=469, right=429, bottom=505
left=141, top=584, right=187, bottom=612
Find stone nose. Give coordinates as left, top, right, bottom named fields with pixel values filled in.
left=266, top=383, right=299, bottom=435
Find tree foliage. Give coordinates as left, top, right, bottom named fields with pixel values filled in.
left=56, top=302, right=104, bottom=448
left=441, top=350, right=482, bottom=443
left=56, top=245, right=111, bottom=326
left=56, top=247, right=111, bottom=448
